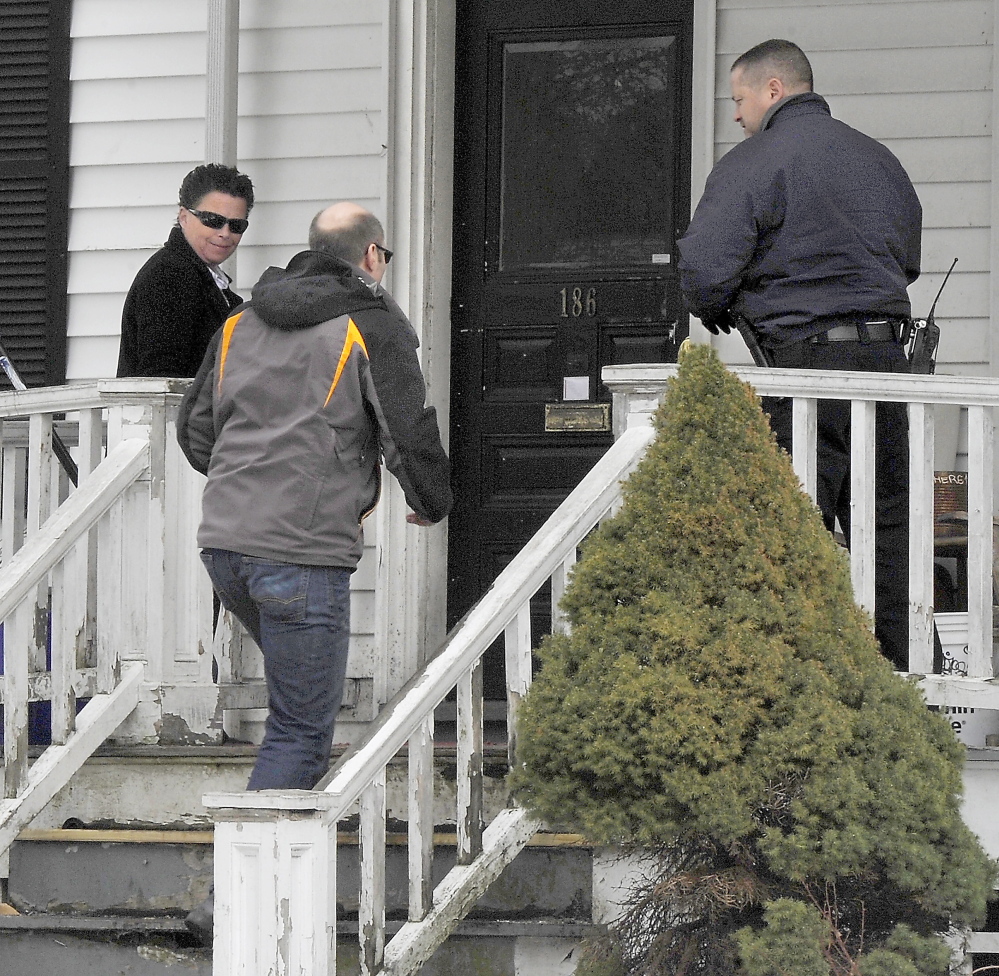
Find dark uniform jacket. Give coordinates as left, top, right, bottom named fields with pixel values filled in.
left=177, top=251, right=452, bottom=570
left=676, top=92, right=922, bottom=346
left=117, top=225, right=242, bottom=377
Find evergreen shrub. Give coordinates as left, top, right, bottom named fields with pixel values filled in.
left=510, top=344, right=996, bottom=975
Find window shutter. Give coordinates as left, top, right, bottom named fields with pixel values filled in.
left=0, top=0, right=71, bottom=389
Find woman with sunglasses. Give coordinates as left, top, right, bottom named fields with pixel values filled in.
left=117, top=163, right=254, bottom=378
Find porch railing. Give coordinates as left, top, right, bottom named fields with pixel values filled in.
left=206, top=361, right=999, bottom=976
left=606, top=363, right=999, bottom=704
left=0, top=379, right=210, bottom=861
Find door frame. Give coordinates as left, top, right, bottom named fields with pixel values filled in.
left=381, top=0, right=717, bottom=692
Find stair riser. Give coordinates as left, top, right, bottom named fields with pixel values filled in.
left=9, top=840, right=593, bottom=919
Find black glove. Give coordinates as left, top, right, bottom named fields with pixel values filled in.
left=701, top=314, right=732, bottom=335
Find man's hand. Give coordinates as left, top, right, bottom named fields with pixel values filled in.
left=407, top=512, right=435, bottom=527
left=701, top=314, right=733, bottom=335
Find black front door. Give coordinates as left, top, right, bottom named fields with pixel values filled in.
left=448, top=0, right=693, bottom=690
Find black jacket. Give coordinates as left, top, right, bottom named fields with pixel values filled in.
left=117, top=225, right=242, bottom=377
left=177, top=251, right=452, bottom=568
left=677, top=93, right=922, bottom=345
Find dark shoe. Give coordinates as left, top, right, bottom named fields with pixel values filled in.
left=185, top=890, right=214, bottom=946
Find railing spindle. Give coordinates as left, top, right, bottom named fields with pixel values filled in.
left=96, top=502, right=124, bottom=694
left=505, top=603, right=532, bottom=769
left=408, top=712, right=435, bottom=920
left=791, top=396, right=818, bottom=501
left=551, top=551, right=577, bottom=636
left=77, top=408, right=105, bottom=668
left=360, top=771, right=387, bottom=976
left=1, top=441, right=27, bottom=562
left=457, top=659, right=483, bottom=864
left=3, top=602, right=30, bottom=797
left=50, top=549, right=81, bottom=743
left=850, top=399, right=877, bottom=618
left=966, top=404, right=994, bottom=678
left=908, top=401, right=936, bottom=674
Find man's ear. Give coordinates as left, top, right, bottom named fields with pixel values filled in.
left=359, top=243, right=379, bottom=276
left=768, top=77, right=787, bottom=102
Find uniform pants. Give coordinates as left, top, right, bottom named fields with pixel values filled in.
left=763, top=337, right=914, bottom=670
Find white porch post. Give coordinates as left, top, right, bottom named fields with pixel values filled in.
left=99, top=379, right=216, bottom=744
left=204, top=791, right=338, bottom=976
left=206, top=0, right=240, bottom=167
left=376, top=0, right=456, bottom=702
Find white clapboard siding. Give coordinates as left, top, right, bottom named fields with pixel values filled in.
left=716, top=0, right=991, bottom=50
left=713, top=47, right=993, bottom=99
left=67, top=2, right=390, bottom=385
left=71, top=0, right=210, bottom=36
left=239, top=24, right=382, bottom=73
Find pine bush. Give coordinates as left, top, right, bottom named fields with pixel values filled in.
left=510, top=344, right=996, bottom=974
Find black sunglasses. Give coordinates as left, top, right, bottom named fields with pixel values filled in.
left=187, top=208, right=249, bottom=234
left=373, top=243, right=393, bottom=264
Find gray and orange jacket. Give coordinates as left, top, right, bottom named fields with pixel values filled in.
left=177, top=250, right=452, bottom=569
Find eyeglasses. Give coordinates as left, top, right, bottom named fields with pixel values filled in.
left=186, top=208, right=249, bottom=235
left=373, top=243, right=393, bottom=264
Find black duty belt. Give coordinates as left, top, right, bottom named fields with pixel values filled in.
left=808, top=320, right=899, bottom=344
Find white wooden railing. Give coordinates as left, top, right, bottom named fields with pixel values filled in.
left=606, top=364, right=999, bottom=703
left=205, top=361, right=999, bottom=976
left=0, top=379, right=212, bottom=861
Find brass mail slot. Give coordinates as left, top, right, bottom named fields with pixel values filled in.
left=545, top=402, right=611, bottom=432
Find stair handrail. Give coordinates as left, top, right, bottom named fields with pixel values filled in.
left=0, top=438, right=149, bottom=620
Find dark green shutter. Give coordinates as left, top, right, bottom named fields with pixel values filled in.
left=0, top=0, right=71, bottom=388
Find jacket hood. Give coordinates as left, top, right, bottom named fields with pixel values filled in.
left=250, top=250, right=387, bottom=330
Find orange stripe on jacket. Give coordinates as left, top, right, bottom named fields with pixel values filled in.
left=325, top=318, right=369, bottom=407
left=217, top=311, right=244, bottom=390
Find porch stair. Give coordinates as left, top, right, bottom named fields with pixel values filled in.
left=0, top=810, right=602, bottom=976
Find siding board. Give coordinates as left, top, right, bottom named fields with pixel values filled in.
left=237, top=113, right=387, bottom=162
left=70, top=35, right=205, bottom=81
left=71, top=0, right=375, bottom=36
left=717, top=1, right=991, bottom=52
left=240, top=25, right=381, bottom=73
left=71, top=0, right=208, bottom=37
left=69, top=157, right=385, bottom=210
left=918, top=182, right=991, bottom=228
left=240, top=70, right=381, bottom=118
left=920, top=227, right=990, bottom=273
left=715, top=47, right=992, bottom=94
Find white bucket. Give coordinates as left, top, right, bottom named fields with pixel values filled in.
left=933, top=612, right=999, bottom=747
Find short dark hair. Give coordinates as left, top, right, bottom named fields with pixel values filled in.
left=731, top=39, right=813, bottom=92
left=178, top=163, right=255, bottom=212
left=308, top=209, right=385, bottom=265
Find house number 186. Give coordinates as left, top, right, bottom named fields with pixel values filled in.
left=559, top=286, right=597, bottom=318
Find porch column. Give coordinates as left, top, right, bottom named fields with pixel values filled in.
left=376, top=0, right=456, bottom=701
left=204, top=790, right=338, bottom=976
left=99, top=379, right=215, bottom=744
left=206, top=0, right=240, bottom=166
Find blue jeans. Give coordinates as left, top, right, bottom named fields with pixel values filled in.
left=201, top=549, right=352, bottom=790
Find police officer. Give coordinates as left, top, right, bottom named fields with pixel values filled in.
left=677, top=39, right=922, bottom=670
